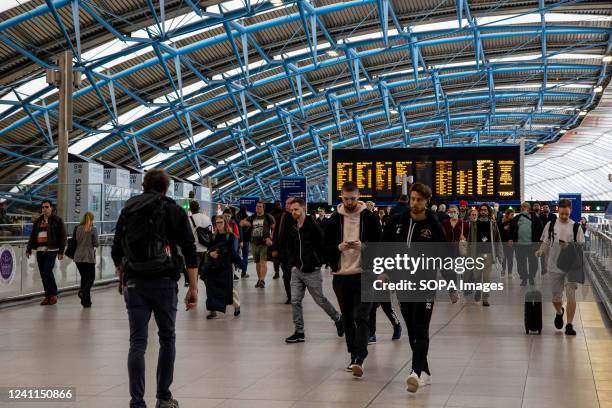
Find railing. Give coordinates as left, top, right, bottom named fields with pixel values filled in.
left=0, top=229, right=118, bottom=304
left=586, top=224, right=612, bottom=320
left=0, top=220, right=118, bottom=242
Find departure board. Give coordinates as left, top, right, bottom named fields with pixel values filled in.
left=336, top=162, right=354, bottom=197
left=497, top=160, right=516, bottom=198
left=331, top=147, right=521, bottom=203
left=435, top=161, right=453, bottom=197
left=356, top=161, right=374, bottom=197
left=395, top=161, right=412, bottom=188
left=456, top=160, right=474, bottom=196
left=415, top=161, right=433, bottom=188
left=476, top=159, right=495, bottom=196
left=375, top=161, right=394, bottom=199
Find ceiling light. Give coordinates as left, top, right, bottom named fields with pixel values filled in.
left=26, top=164, right=41, bottom=168
left=363, top=84, right=373, bottom=90
left=536, top=143, right=544, bottom=148
left=390, top=109, right=398, bottom=114
left=593, top=86, right=603, bottom=93
left=326, top=50, right=338, bottom=57
left=578, top=111, right=588, bottom=116
left=603, top=56, right=612, bottom=63
left=559, top=129, right=567, bottom=134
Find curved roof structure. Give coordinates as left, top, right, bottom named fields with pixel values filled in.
left=1, top=0, right=611, bottom=202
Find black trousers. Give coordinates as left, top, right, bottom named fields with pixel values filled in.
left=75, top=262, right=95, bottom=306
left=369, top=300, right=401, bottom=336
left=124, top=278, right=178, bottom=408
left=281, top=262, right=291, bottom=301
left=36, top=251, right=58, bottom=298
left=333, top=274, right=372, bottom=359
left=502, top=244, right=514, bottom=274
left=400, top=301, right=434, bottom=376
left=515, top=245, right=538, bottom=280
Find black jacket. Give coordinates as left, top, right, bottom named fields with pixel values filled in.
left=539, top=213, right=557, bottom=231
left=510, top=212, right=543, bottom=243
left=323, top=207, right=381, bottom=272
left=383, top=209, right=446, bottom=243
left=286, top=216, right=325, bottom=273
left=111, top=192, right=198, bottom=280
left=272, top=210, right=293, bottom=262
left=27, top=214, right=67, bottom=254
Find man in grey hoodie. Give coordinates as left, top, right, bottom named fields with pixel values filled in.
left=324, top=181, right=381, bottom=377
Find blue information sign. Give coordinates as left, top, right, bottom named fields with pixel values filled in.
left=280, top=177, right=307, bottom=205
left=239, top=197, right=260, bottom=213
left=558, top=193, right=582, bottom=223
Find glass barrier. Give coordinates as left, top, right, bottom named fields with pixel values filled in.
left=586, top=224, right=612, bottom=319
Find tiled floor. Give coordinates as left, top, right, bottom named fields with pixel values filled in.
left=0, top=263, right=610, bottom=408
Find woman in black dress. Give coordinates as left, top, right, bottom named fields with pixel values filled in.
left=202, top=215, right=244, bottom=319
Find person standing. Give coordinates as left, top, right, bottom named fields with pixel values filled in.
left=441, top=205, right=468, bottom=244
left=467, top=203, right=502, bottom=306
left=509, top=202, right=543, bottom=286
left=538, top=203, right=557, bottom=275
left=284, top=198, right=344, bottom=343
left=222, top=208, right=241, bottom=281
left=240, top=202, right=275, bottom=288
left=73, top=211, right=99, bottom=308
left=272, top=198, right=293, bottom=303
left=383, top=183, right=458, bottom=393
left=458, top=200, right=469, bottom=220
left=499, top=208, right=515, bottom=278
left=536, top=199, right=585, bottom=336
left=435, top=204, right=449, bottom=224
left=112, top=169, right=198, bottom=408
left=26, top=200, right=66, bottom=306
left=203, top=215, right=243, bottom=319
left=235, top=206, right=251, bottom=278
left=324, top=181, right=381, bottom=377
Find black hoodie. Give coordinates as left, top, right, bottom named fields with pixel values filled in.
left=286, top=215, right=325, bottom=273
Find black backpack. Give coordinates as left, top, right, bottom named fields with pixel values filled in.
left=120, top=193, right=175, bottom=277
left=547, top=218, right=584, bottom=281
left=189, top=216, right=213, bottom=247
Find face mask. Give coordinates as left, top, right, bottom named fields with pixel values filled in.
left=449, top=213, right=458, bottom=219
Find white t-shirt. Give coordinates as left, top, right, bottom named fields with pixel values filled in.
left=189, top=212, right=212, bottom=253
left=541, top=218, right=585, bottom=274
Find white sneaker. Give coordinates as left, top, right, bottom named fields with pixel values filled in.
left=406, top=371, right=420, bottom=393
left=419, top=372, right=431, bottom=387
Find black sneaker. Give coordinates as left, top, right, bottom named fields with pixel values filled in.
left=520, top=279, right=527, bottom=286
left=565, top=323, right=576, bottom=336
left=351, top=357, right=365, bottom=377
left=234, top=307, right=240, bottom=317
left=284, top=299, right=291, bottom=305
left=206, top=311, right=218, bottom=320
left=233, top=274, right=239, bottom=281
left=273, top=272, right=280, bottom=279
left=241, top=272, right=249, bottom=278
left=554, top=307, right=565, bottom=330
left=482, top=300, right=490, bottom=307
left=285, top=332, right=305, bottom=343
left=335, top=319, right=344, bottom=337
left=156, top=398, right=179, bottom=408
left=260, top=280, right=265, bottom=288
left=255, top=280, right=261, bottom=288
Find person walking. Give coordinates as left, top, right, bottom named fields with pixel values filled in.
left=383, top=183, right=458, bottom=393
left=499, top=208, right=515, bottom=278
left=240, top=202, right=275, bottom=288
left=324, top=181, right=381, bottom=377
left=235, top=206, right=251, bottom=278
left=112, top=169, right=199, bottom=408
left=272, top=198, right=294, bottom=304
left=202, top=215, right=243, bottom=319
left=284, top=198, right=344, bottom=343
left=509, top=202, right=543, bottom=286
left=538, top=203, right=557, bottom=275
left=188, top=200, right=212, bottom=276
left=73, top=211, right=99, bottom=308
left=26, top=200, right=66, bottom=306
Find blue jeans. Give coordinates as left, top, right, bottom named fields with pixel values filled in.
left=124, top=278, right=178, bottom=408
left=36, top=251, right=58, bottom=298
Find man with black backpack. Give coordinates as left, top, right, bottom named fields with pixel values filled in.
left=112, top=169, right=199, bottom=408
left=536, top=199, right=585, bottom=336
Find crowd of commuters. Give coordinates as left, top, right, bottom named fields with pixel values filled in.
left=17, top=167, right=589, bottom=407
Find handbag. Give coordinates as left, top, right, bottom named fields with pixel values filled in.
left=190, top=216, right=213, bottom=248
left=65, top=226, right=77, bottom=259
left=458, top=221, right=468, bottom=257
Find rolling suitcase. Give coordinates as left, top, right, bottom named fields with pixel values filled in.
left=524, top=290, right=542, bottom=334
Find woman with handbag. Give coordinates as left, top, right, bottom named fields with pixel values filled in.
left=202, top=215, right=244, bottom=319
left=188, top=201, right=212, bottom=285
left=72, top=211, right=98, bottom=308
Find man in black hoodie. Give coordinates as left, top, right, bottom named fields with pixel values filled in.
left=383, top=183, right=458, bottom=394
left=324, top=181, right=381, bottom=377
left=284, top=198, right=344, bottom=343
left=272, top=197, right=294, bottom=304
left=509, top=202, right=543, bottom=286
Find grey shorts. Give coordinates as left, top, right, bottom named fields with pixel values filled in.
left=550, top=272, right=578, bottom=297
left=251, top=243, right=268, bottom=263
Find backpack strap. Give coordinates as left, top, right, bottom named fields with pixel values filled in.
left=572, top=222, right=579, bottom=242
left=189, top=215, right=197, bottom=228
